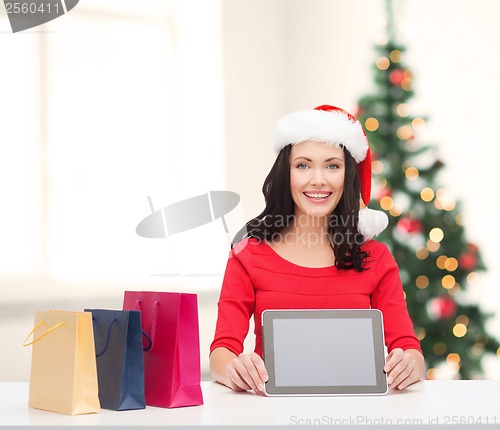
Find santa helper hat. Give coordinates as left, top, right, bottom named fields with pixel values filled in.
left=273, top=104, right=388, bottom=241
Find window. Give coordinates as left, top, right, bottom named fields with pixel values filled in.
left=0, top=0, right=227, bottom=295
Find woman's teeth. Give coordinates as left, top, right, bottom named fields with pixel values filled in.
left=304, top=193, right=331, bottom=199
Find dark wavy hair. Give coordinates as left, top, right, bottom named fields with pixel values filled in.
left=232, top=144, right=368, bottom=271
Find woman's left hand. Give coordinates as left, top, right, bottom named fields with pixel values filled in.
left=384, top=348, right=423, bottom=390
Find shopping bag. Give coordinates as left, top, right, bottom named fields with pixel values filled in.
left=85, top=309, right=146, bottom=411
left=123, top=291, right=203, bottom=408
left=23, top=310, right=100, bottom=415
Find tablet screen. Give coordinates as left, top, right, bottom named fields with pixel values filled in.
left=262, top=309, right=387, bottom=396
left=273, top=318, right=376, bottom=386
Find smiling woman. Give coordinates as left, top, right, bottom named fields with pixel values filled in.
left=210, top=105, right=424, bottom=394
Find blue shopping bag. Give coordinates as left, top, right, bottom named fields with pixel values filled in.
left=85, top=309, right=146, bottom=411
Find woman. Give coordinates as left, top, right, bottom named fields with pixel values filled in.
left=210, top=105, right=425, bottom=394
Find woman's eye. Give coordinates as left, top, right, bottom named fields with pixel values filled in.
left=327, top=164, right=340, bottom=170
left=296, top=163, right=308, bottom=169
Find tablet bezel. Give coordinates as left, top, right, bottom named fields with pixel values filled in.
left=262, top=309, right=388, bottom=396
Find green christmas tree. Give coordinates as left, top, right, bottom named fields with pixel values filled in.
left=356, top=2, right=500, bottom=379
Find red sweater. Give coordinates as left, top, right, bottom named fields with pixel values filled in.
left=210, top=238, right=422, bottom=357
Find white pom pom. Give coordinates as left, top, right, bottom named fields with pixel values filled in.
left=358, top=208, right=389, bottom=241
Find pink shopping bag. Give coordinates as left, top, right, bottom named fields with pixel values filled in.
left=123, top=291, right=203, bottom=408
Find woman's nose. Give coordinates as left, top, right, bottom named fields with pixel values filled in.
left=309, top=169, right=326, bottom=185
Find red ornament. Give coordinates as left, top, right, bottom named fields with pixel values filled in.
left=458, top=253, right=478, bottom=271
left=397, top=217, right=423, bottom=234
left=427, top=296, right=457, bottom=320
left=458, top=243, right=479, bottom=271
left=389, top=69, right=405, bottom=86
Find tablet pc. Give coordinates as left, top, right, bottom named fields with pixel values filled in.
left=262, top=309, right=387, bottom=396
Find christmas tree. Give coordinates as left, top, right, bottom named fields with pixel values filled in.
left=356, top=1, right=500, bottom=379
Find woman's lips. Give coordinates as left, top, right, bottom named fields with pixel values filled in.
left=303, top=192, right=332, bottom=203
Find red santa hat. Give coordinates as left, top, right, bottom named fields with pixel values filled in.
left=273, top=104, right=388, bottom=240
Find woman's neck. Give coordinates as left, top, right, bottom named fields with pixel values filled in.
left=268, top=214, right=335, bottom=267
left=279, top=214, right=331, bottom=249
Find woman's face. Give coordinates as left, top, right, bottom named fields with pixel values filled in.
left=289, top=140, right=345, bottom=221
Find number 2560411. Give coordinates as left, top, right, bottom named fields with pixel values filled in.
left=5, top=2, right=60, bottom=14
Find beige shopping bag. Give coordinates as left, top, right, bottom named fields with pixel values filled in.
left=23, top=310, right=100, bottom=415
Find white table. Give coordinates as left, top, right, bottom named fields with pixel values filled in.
left=1, top=380, right=499, bottom=427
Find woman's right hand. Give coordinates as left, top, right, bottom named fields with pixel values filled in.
left=224, top=352, right=269, bottom=395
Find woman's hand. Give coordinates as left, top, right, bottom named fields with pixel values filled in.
left=224, top=352, right=269, bottom=395
left=384, top=348, right=424, bottom=390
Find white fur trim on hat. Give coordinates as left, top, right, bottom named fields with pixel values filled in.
left=358, top=207, right=389, bottom=241
left=273, top=109, right=369, bottom=163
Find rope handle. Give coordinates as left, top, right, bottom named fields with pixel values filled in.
left=94, top=317, right=118, bottom=357
left=22, top=321, right=65, bottom=346
left=142, top=330, right=152, bottom=351
left=135, top=299, right=159, bottom=352
left=92, top=316, right=152, bottom=354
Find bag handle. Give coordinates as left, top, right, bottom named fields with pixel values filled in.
left=92, top=315, right=152, bottom=355
left=22, top=321, right=65, bottom=346
left=142, top=330, right=152, bottom=352
left=135, top=299, right=159, bottom=352
left=93, top=317, right=118, bottom=357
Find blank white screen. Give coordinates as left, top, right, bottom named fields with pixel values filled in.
left=273, top=318, right=377, bottom=386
